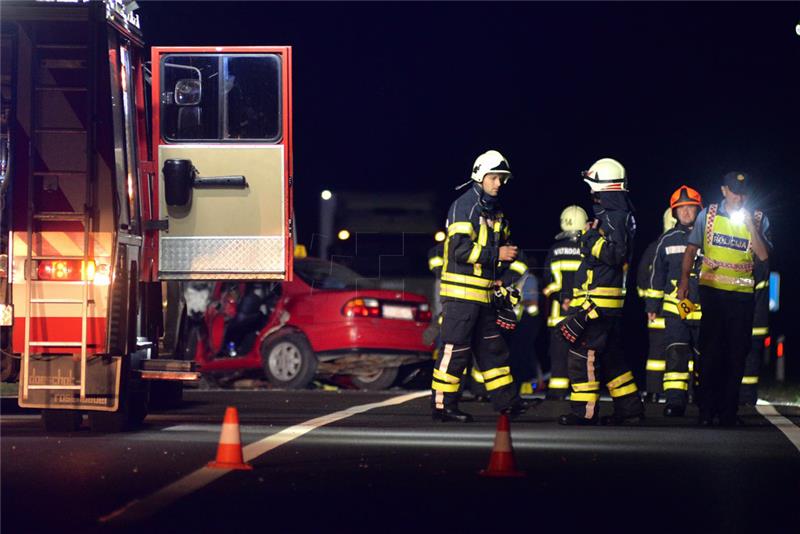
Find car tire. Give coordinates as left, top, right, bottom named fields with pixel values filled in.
left=350, top=367, right=399, bottom=390
left=261, top=332, right=317, bottom=389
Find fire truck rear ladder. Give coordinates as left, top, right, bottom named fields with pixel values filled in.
left=21, top=39, right=93, bottom=401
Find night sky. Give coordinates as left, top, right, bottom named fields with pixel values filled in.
left=139, top=1, right=800, bottom=364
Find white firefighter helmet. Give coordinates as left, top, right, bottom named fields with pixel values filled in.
left=560, top=205, right=588, bottom=233
left=582, top=158, right=627, bottom=192
left=663, top=207, right=677, bottom=233
left=470, top=150, right=512, bottom=183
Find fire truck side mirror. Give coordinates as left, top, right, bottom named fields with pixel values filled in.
left=174, top=79, right=201, bottom=106
left=163, top=159, right=196, bottom=208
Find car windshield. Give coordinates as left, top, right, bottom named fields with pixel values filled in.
left=294, top=259, right=378, bottom=290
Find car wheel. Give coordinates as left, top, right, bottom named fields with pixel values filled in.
left=350, top=367, right=399, bottom=391
left=261, top=332, right=317, bottom=389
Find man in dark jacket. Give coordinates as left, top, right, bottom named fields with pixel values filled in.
left=431, top=150, right=528, bottom=422
left=557, top=158, right=644, bottom=426
left=646, top=186, right=704, bottom=417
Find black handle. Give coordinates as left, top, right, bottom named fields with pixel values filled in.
left=193, top=175, right=248, bottom=189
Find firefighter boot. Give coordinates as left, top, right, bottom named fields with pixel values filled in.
left=600, top=413, right=645, bottom=426
left=432, top=406, right=474, bottom=423
left=663, top=405, right=685, bottom=417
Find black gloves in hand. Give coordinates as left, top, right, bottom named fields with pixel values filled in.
left=492, top=286, right=520, bottom=331
left=559, top=301, right=598, bottom=345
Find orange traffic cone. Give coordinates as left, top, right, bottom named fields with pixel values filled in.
left=207, top=406, right=253, bottom=470
left=479, top=413, right=525, bottom=477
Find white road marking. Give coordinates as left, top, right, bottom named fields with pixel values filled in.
left=98, top=390, right=430, bottom=525
left=756, top=403, right=800, bottom=453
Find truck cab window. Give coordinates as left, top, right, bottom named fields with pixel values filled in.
left=161, top=54, right=281, bottom=142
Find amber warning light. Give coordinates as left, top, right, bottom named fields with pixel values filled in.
left=35, top=260, right=110, bottom=284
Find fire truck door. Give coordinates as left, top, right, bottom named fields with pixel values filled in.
left=152, top=48, right=292, bottom=281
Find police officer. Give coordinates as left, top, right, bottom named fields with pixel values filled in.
left=431, top=150, right=528, bottom=422
left=678, top=172, right=771, bottom=426
left=638, top=208, right=676, bottom=402
left=558, top=158, right=644, bottom=426
left=542, top=205, right=585, bottom=400
left=740, top=261, right=770, bottom=405
left=646, top=186, right=704, bottom=417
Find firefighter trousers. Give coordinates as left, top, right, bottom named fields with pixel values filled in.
left=432, top=300, right=518, bottom=412
left=645, top=328, right=666, bottom=396
left=563, top=314, right=643, bottom=420
left=697, top=287, right=754, bottom=421
left=663, top=316, right=699, bottom=408
left=739, top=335, right=764, bottom=406
left=547, top=326, right=570, bottom=399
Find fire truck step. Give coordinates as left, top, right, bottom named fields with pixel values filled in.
left=28, top=341, right=83, bottom=347
left=33, top=212, right=87, bottom=221
left=27, top=385, right=81, bottom=390
left=30, top=298, right=86, bottom=304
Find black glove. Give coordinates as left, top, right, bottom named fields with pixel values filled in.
left=559, top=301, right=598, bottom=345
left=492, top=286, right=520, bottom=331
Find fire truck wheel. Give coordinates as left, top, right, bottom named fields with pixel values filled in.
left=349, top=367, right=399, bottom=390
left=261, top=332, right=317, bottom=389
left=1, top=352, right=19, bottom=382
left=41, top=410, right=83, bottom=432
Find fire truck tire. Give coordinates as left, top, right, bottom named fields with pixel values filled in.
left=41, top=410, right=83, bottom=432
left=1, top=352, right=19, bottom=382
left=349, top=367, right=399, bottom=390
left=261, top=332, right=317, bottom=389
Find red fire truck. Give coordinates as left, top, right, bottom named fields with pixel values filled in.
left=0, top=0, right=293, bottom=431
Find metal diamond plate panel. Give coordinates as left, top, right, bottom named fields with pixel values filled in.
left=160, top=237, right=285, bottom=278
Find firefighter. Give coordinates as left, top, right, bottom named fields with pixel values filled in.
left=431, top=149, right=528, bottom=422
left=740, top=261, right=769, bottom=405
left=508, top=267, right=541, bottom=391
left=678, top=172, right=771, bottom=426
left=557, top=158, right=644, bottom=426
left=542, top=205, right=586, bottom=400
left=646, top=186, right=703, bottom=416
left=637, top=208, right=676, bottom=402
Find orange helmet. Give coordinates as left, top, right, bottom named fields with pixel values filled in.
left=670, top=185, right=703, bottom=209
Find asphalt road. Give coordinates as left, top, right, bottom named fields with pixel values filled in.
left=2, top=390, right=799, bottom=533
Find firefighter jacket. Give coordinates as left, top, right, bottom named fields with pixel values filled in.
left=570, top=194, right=635, bottom=317
left=637, top=239, right=665, bottom=331
left=645, top=224, right=703, bottom=321
left=542, top=233, right=581, bottom=327
left=427, top=243, right=444, bottom=278
left=752, top=261, right=769, bottom=337
left=440, top=184, right=526, bottom=305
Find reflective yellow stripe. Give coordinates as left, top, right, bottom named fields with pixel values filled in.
left=663, top=381, right=689, bottom=391
left=441, top=272, right=493, bottom=288
left=485, top=374, right=514, bottom=391
left=471, top=367, right=485, bottom=383
left=571, top=392, right=600, bottom=402
left=607, top=371, right=634, bottom=389
left=574, top=286, right=623, bottom=297
left=644, top=289, right=664, bottom=299
left=688, top=359, right=694, bottom=372
left=467, top=243, right=482, bottom=264
left=493, top=220, right=502, bottom=233
left=428, top=256, right=444, bottom=270
left=549, top=377, right=570, bottom=389
left=637, top=287, right=645, bottom=298
left=664, top=372, right=690, bottom=381
left=609, top=382, right=638, bottom=397
left=433, top=368, right=461, bottom=384
left=482, top=366, right=511, bottom=380
left=591, top=237, right=605, bottom=258
left=552, top=260, right=581, bottom=272
left=432, top=381, right=460, bottom=393
left=473, top=262, right=482, bottom=277
left=646, top=359, right=666, bottom=371
left=448, top=222, right=476, bottom=239
left=478, top=223, right=488, bottom=246
left=572, top=381, right=599, bottom=392
left=510, top=260, right=527, bottom=275
left=571, top=296, right=624, bottom=309
left=741, top=376, right=759, bottom=385
left=519, top=382, right=534, bottom=395
left=754, top=280, right=769, bottom=291
left=440, top=283, right=490, bottom=303
left=752, top=327, right=768, bottom=336
left=648, top=318, right=665, bottom=329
